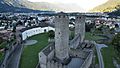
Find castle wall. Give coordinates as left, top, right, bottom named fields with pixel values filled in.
left=38, top=14, right=93, bottom=68
left=80, top=52, right=93, bottom=68
left=69, top=49, right=88, bottom=59
left=39, top=43, right=55, bottom=68
left=75, top=16, right=81, bottom=36
left=46, top=61, right=67, bottom=68
left=54, top=15, right=69, bottom=61
left=47, top=50, right=54, bottom=60
left=80, top=16, right=85, bottom=43
left=70, top=34, right=80, bottom=49
left=39, top=52, right=47, bottom=68
left=75, top=16, right=85, bottom=43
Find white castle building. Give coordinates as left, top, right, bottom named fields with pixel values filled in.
left=21, top=26, right=55, bottom=40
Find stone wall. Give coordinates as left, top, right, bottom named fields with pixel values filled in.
left=39, top=52, right=47, bottom=68
left=75, top=16, right=85, bottom=43
left=80, top=52, right=93, bottom=68
left=39, top=43, right=55, bottom=68
left=75, top=16, right=82, bottom=36
left=54, top=15, right=69, bottom=61
left=69, top=49, right=88, bottom=59
left=80, top=16, right=85, bottom=43
left=70, top=34, right=81, bottom=49
left=46, top=61, right=67, bottom=68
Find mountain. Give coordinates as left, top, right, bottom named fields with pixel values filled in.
left=0, top=0, right=47, bottom=13
left=91, top=0, right=120, bottom=12
left=109, top=5, right=120, bottom=16
left=18, top=0, right=85, bottom=12
left=0, top=0, right=84, bottom=13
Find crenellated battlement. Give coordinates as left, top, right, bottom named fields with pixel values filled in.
left=46, top=61, right=67, bottom=68
left=54, top=12, right=69, bottom=19
left=75, top=15, right=86, bottom=20
left=76, top=16, right=81, bottom=19
left=55, top=15, right=68, bottom=19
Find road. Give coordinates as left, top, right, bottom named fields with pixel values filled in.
left=6, top=44, right=23, bottom=68
left=6, top=30, right=23, bottom=68
left=95, top=43, right=108, bottom=68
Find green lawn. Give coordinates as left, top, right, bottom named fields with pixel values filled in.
left=85, top=32, right=104, bottom=41
left=101, top=45, right=115, bottom=68
left=20, top=33, right=49, bottom=68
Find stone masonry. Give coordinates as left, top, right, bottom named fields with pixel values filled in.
left=75, top=15, right=85, bottom=43
left=54, top=14, right=69, bottom=61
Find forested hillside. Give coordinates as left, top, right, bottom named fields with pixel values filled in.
left=92, top=0, right=120, bottom=12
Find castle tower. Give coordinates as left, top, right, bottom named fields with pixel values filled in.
left=54, top=13, right=69, bottom=61
left=75, top=15, right=85, bottom=43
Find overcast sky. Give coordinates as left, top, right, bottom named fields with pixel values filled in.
left=28, top=0, right=108, bottom=10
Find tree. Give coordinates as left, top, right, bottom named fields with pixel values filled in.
left=0, top=37, right=3, bottom=44
left=109, top=5, right=120, bottom=16
left=111, top=32, right=120, bottom=58
left=85, top=22, right=95, bottom=32
left=48, top=30, right=55, bottom=39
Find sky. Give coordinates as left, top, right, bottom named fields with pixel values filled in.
left=28, top=0, right=108, bottom=10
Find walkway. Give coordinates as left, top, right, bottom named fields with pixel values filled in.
left=95, top=43, right=108, bottom=68
left=24, top=40, right=38, bottom=46
left=6, top=30, right=23, bottom=68
left=6, top=44, right=23, bottom=68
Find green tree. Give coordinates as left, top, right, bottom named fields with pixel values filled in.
left=48, top=30, right=55, bottom=39
left=111, top=32, right=120, bottom=58
left=109, top=5, right=120, bottom=16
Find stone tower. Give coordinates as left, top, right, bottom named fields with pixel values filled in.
left=75, top=16, right=85, bottom=43
left=54, top=13, right=69, bottom=61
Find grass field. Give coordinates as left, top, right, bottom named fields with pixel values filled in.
left=20, top=33, right=49, bottom=68
left=101, top=45, right=116, bottom=68
left=85, top=32, right=104, bottom=41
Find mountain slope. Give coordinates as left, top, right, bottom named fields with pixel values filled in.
left=109, top=5, right=120, bottom=16
left=0, top=0, right=45, bottom=13
left=19, top=0, right=84, bottom=12
left=91, top=0, right=120, bottom=12
left=0, top=0, right=84, bottom=13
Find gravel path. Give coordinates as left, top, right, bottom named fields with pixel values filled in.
left=24, top=40, right=38, bottom=46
